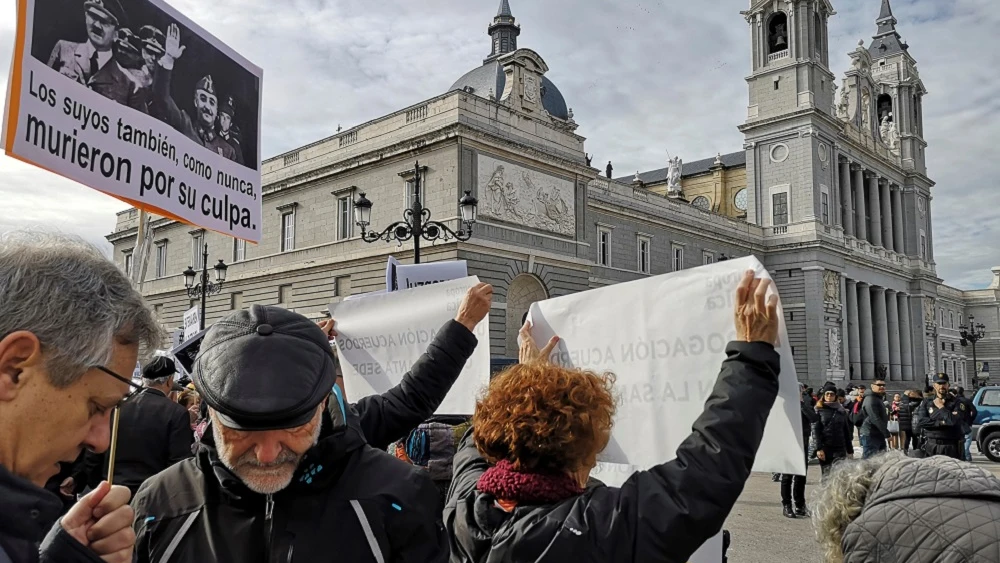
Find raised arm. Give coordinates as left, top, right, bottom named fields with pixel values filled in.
left=610, top=271, right=783, bottom=562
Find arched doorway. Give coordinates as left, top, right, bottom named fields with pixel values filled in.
left=505, top=274, right=549, bottom=358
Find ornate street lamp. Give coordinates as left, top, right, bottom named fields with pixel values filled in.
left=353, top=161, right=478, bottom=264
left=960, top=314, right=987, bottom=390
left=183, top=244, right=228, bottom=330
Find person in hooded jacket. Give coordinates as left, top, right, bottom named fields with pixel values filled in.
left=130, top=295, right=489, bottom=563
left=812, top=384, right=854, bottom=480
left=444, top=270, right=782, bottom=563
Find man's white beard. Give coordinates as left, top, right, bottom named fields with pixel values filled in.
left=212, top=419, right=322, bottom=495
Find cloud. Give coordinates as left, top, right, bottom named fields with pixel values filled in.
left=0, top=0, right=997, bottom=288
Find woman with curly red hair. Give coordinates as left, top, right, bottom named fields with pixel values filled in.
left=444, top=270, right=783, bottom=562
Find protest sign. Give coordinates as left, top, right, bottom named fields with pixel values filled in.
left=527, top=256, right=804, bottom=475
left=332, top=276, right=490, bottom=415
left=384, top=256, right=468, bottom=291
left=3, top=0, right=263, bottom=241
left=183, top=305, right=200, bottom=341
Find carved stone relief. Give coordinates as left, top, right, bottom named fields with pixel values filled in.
left=823, top=271, right=841, bottom=305
left=478, top=155, right=575, bottom=236
left=523, top=75, right=539, bottom=104
left=923, top=297, right=936, bottom=326
left=828, top=328, right=843, bottom=369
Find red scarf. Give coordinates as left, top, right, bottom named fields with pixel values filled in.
left=477, top=460, right=584, bottom=508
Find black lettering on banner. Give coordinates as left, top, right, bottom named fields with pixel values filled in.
left=25, top=114, right=132, bottom=182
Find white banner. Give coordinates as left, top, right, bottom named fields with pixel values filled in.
left=332, top=276, right=490, bottom=414
left=183, top=306, right=199, bottom=341
left=3, top=0, right=263, bottom=241
left=384, top=256, right=469, bottom=292
left=527, top=256, right=804, bottom=475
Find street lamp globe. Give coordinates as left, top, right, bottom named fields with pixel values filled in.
left=214, top=260, right=228, bottom=283
left=459, top=190, right=478, bottom=224
left=353, top=192, right=373, bottom=228
left=182, top=266, right=197, bottom=288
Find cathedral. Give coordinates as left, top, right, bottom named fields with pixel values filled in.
left=109, top=0, right=999, bottom=389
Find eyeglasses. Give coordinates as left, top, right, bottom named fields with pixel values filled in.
left=873, top=383, right=886, bottom=388
left=94, top=365, right=144, bottom=392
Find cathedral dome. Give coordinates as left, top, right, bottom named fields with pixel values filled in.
left=449, top=0, right=570, bottom=120
left=449, top=63, right=570, bottom=120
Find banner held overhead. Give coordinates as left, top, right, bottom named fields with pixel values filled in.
left=3, top=0, right=263, bottom=241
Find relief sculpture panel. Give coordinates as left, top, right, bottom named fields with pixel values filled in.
left=477, top=155, right=575, bottom=236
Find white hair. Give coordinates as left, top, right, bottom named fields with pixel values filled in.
left=811, top=451, right=907, bottom=563
left=0, top=230, right=162, bottom=387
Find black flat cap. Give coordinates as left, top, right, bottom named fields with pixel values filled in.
left=193, top=305, right=335, bottom=431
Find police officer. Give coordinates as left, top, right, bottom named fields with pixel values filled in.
left=916, top=373, right=966, bottom=460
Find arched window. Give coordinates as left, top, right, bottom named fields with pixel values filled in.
left=814, top=13, right=824, bottom=61
left=692, top=196, right=711, bottom=211
left=767, top=12, right=789, bottom=55
left=877, top=94, right=893, bottom=126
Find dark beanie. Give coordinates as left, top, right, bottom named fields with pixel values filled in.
left=822, top=382, right=837, bottom=394
left=142, top=356, right=175, bottom=381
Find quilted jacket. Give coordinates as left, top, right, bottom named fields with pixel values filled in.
left=842, top=456, right=1000, bottom=562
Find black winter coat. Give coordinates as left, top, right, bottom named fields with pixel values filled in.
left=108, top=388, right=193, bottom=495
left=131, top=405, right=448, bottom=563
left=812, top=403, right=854, bottom=456
left=0, top=464, right=103, bottom=563
left=443, top=341, right=781, bottom=563
left=353, top=320, right=477, bottom=450
left=896, top=396, right=914, bottom=433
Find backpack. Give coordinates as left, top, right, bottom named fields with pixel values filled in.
left=389, top=416, right=471, bottom=505
left=850, top=400, right=867, bottom=428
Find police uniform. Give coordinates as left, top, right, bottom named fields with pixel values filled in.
left=916, top=374, right=965, bottom=460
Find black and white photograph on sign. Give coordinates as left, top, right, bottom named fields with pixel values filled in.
left=30, top=0, right=260, bottom=170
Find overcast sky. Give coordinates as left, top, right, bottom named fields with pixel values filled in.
left=1, top=0, right=997, bottom=289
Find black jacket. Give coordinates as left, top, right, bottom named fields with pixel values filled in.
left=812, top=403, right=854, bottom=456
left=861, top=393, right=890, bottom=439
left=443, top=341, right=780, bottom=563
left=353, top=320, right=477, bottom=451
left=131, top=400, right=448, bottom=563
left=0, top=464, right=103, bottom=563
left=956, top=395, right=978, bottom=433
left=916, top=397, right=965, bottom=441
left=110, top=388, right=193, bottom=494
left=896, top=396, right=914, bottom=433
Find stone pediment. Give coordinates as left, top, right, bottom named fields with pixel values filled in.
left=497, top=48, right=550, bottom=75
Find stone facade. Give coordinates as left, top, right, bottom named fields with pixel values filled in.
left=108, top=0, right=999, bottom=389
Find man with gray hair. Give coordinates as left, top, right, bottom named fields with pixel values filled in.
left=0, top=231, right=161, bottom=563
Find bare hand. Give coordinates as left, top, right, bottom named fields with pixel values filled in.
left=62, top=482, right=135, bottom=562
left=59, top=476, right=75, bottom=497
left=318, top=318, right=337, bottom=339
left=162, top=24, right=186, bottom=67
left=734, top=270, right=780, bottom=345
left=455, top=283, right=493, bottom=332
left=518, top=320, right=559, bottom=364
left=816, top=450, right=826, bottom=462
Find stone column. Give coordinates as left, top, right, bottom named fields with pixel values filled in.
left=899, top=293, right=914, bottom=381
left=858, top=283, right=875, bottom=379
left=840, top=160, right=854, bottom=237
left=886, top=290, right=902, bottom=381
left=846, top=279, right=862, bottom=380
left=880, top=179, right=893, bottom=252
left=868, top=173, right=883, bottom=247
left=872, top=286, right=890, bottom=378
left=853, top=166, right=867, bottom=242
left=891, top=185, right=905, bottom=254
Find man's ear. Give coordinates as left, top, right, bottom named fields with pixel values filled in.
left=0, top=331, right=43, bottom=401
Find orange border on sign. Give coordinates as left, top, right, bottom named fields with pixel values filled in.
left=5, top=0, right=28, bottom=150
left=2, top=0, right=259, bottom=244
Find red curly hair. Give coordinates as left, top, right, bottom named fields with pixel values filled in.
left=472, top=362, right=617, bottom=474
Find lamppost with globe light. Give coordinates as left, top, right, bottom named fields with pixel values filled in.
left=182, top=245, right=228, bottom=330
left=352, top=161, right=478, bottom=264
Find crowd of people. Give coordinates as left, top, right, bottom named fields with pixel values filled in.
left=1, top=231, right=999, bottom=563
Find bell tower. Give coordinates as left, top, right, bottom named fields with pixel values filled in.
left=867, top=0, right=927, bottom=174
left=742, top=0, right=837, bottom=122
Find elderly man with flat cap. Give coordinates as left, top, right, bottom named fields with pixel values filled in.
left=131, top=287, right=491, bottom=562
left=48, top=0, right=126, bottom=84
left=152, top=23, right=240, bottom=162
